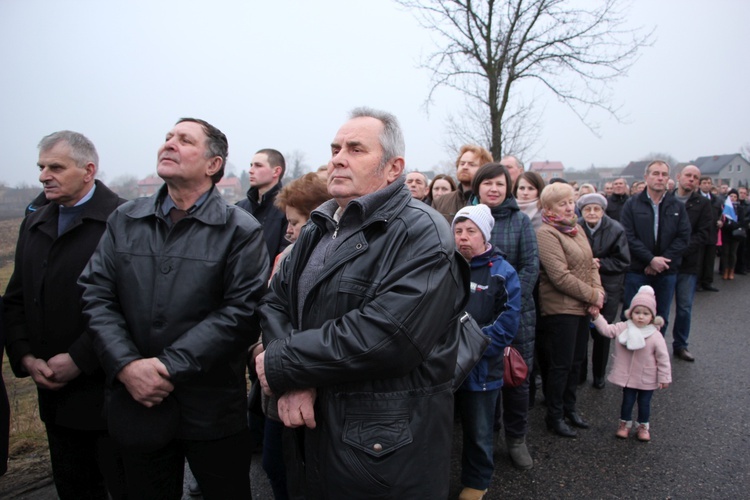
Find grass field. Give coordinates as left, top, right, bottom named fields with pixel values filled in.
left=1, top=218, right=52, bottom=497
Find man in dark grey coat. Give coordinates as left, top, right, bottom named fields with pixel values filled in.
left=79, top=118, right=269, bottom=499
left=256, top=107, right=469, bottom=498
left=4, top=131, right=126, bottom=499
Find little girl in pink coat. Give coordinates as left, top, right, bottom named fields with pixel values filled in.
left=591, top=285, right=672, bottom=441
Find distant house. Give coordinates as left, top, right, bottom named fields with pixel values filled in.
left=692, top=154, right=750, bottom=188
left=216, top=176, right=243, bottom=203
left=619, top=160, right=650, bottom=181
left=530, top=161, right=564, bottom=180
left=137, top=175, right=163, bottom=197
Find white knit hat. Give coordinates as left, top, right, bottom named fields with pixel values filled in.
left=452, top=204, right=495, bottom=242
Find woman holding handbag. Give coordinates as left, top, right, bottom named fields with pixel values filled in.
left=720, top=189, right=746, bottom=279
left=452, top=204, right=521, bottom=500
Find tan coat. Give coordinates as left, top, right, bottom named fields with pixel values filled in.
left=537, top=223, right=603, bottom=317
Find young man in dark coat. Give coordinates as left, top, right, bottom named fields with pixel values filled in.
left=236, top=148, right=290, bottom=263
left=3, top=131, right=126, bottom=499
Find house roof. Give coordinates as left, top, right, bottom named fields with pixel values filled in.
left=530, top=161, right=564, bottom=171
left=620, top=161, right=649, bottom=178
left=137, top=175, right=162, bottom=186
left=217, top=176, right=241, bottom=188
left=693, top=154, right=746, bottom=175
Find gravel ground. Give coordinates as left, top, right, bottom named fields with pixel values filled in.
left=8, top=273, right=750, bottom=499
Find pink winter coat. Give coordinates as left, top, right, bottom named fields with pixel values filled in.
left=592, top=316, right=672, bottom=390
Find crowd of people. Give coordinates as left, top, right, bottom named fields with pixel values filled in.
left=1, top=108, right=749, bottom=500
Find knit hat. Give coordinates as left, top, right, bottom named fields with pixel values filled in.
left=577, top=193, right=608, bottom=211
left=625, top=285, right=664, bottom=328
left=452, top=204, right=494, bottom=242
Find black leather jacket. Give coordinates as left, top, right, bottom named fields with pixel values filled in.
left=79, top=185, right=269, bottom=440
left=261, top=182, right=469, bottom=498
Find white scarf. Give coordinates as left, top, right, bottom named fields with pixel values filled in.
left=618, top=320, right=657, bottom=350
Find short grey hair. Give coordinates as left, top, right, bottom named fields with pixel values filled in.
left=645, top=160, right=669, bottom=176
left=38, top=130, right=99, bottom=170
left=349, top=107, right=405, bottom=169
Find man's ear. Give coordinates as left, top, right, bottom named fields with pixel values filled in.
left=83, top=162, right=96, bottom=183
left=206, top=157, right=222, bottom=178
left=273, top=165, right=283, bottom=180
left=385, top=157, right=405, bottom=183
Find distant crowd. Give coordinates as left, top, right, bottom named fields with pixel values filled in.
left=1, top=110, right=749, bottom=500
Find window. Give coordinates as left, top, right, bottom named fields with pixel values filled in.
left=729, top=165, right=733, bottom=172
left=738, top=165, right=743, bottom=172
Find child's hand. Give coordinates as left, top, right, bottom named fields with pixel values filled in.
left=659, top=383, right=669, bottom=389
left=587, top=305, right=600, bottom=318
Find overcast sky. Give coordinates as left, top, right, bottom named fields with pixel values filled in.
left=1, top=0, right=748, bottom=188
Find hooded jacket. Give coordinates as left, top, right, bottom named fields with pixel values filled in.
left=236, top=181, right=289, bottom=262
left=460, top=246, right=521, bottom=392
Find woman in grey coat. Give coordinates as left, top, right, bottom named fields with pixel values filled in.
left=577, top=193, right=630, bottom=388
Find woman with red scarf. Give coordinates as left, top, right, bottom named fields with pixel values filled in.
left=536, top=182, right=604, bottom=438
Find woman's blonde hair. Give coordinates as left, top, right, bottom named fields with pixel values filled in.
left=540, top=182, right=575, bottom=210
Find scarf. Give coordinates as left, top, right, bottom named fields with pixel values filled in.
left=541, top=209, right=578, bottom=236
left=618, top=320, right=658, bottom=350
left=516, top=198, right=539, bottom=221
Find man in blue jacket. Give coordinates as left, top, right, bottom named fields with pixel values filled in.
left=620, top=160, right=691, bottom=336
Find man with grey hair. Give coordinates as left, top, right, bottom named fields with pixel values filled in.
left=501, top=155, right=524, bottom=184
left=256, top=107, right=469, bottom=497
left=4, top=131, right=126, bottom=498
left=405, top=170, right=430, bottom=202
left=79, top=118, right=269, bottom=499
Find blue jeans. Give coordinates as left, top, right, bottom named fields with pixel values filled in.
left=620, top=388, right=654, bottom=423
left=623, top=272, right=677, bottom=334
left=672, top=273, right=697, bottom=351
left=456, top=389, right=500, bottom=490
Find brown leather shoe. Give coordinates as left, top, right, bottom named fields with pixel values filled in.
left=675, top=348, right=695, bottom=362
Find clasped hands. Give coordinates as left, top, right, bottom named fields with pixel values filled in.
left=256, top=351, right=317, bottom=429
left=117, top=358, right=173, bottom=408
left=22, top=353, right=81, bottom=390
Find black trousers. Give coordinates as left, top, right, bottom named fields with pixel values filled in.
left=698, top=244, right=717, bottom=286
left=45, top=423, right=126, bottom=500
left=540, top=314, right=589, bottom=421
left=120, top=428, right=252, bottom=500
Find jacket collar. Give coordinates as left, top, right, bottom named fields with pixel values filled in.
left=27, top=180, right=120, bottom=235
left=125, top=183, right=227, bottom=226
left=245, top=180, right=282, bottom=209
left=310, top=177, right=408, bottom=231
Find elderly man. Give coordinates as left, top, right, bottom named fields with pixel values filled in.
left=606, top=177, right=629, bottom=221
left=4, top=131, right=126, bottom=499
left=257, top=107, right=469, bottom=498
left=433, top=144, right=493, bottom=222
left=405, top=170, right=430, bottom=202
left=79, top=118, right=270, bottom=499
left=501, top=155, right=524, bottom=184
left=620, top=160, right=690, bottom=337
left=671, top=165, right=712, bottom=361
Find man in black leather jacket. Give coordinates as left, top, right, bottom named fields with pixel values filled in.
left=79, top=118, right=269, bottom=499
left=257, top=107, right=469, bottom=498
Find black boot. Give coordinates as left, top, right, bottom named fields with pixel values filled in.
left=565, top=411, right=590, bottom=429
left=592, top=376, right=605, bottom=389
left=546, top=417, right=577, bottom=438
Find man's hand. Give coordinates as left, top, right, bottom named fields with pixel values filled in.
left=278, top=388, right=317, bottom=429
left=21, top=354, right=66, bottom=390
left=649, top=256, right=671, bottom=273
left=116, top=358, right=174, bottom=407
left=256, top=351, right=272, bottom=396
left=47, top=353, right=82, bottom=384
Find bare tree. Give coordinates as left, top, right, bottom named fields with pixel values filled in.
left=740, top=143, right=750, bottom=163
left=396, top=0, right=653, bottom=159
left=285, top=150, right=309, bottom=182
left=108, top=174, right=139, bottom=200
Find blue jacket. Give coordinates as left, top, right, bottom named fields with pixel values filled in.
left=460, top=246, right=521, bottom=392
left=620, top=190, right=691, bottom=274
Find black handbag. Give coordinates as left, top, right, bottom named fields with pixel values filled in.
left=732, top=227, right=747, bottom=240
left=452, top=312, right=491, bottom=391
